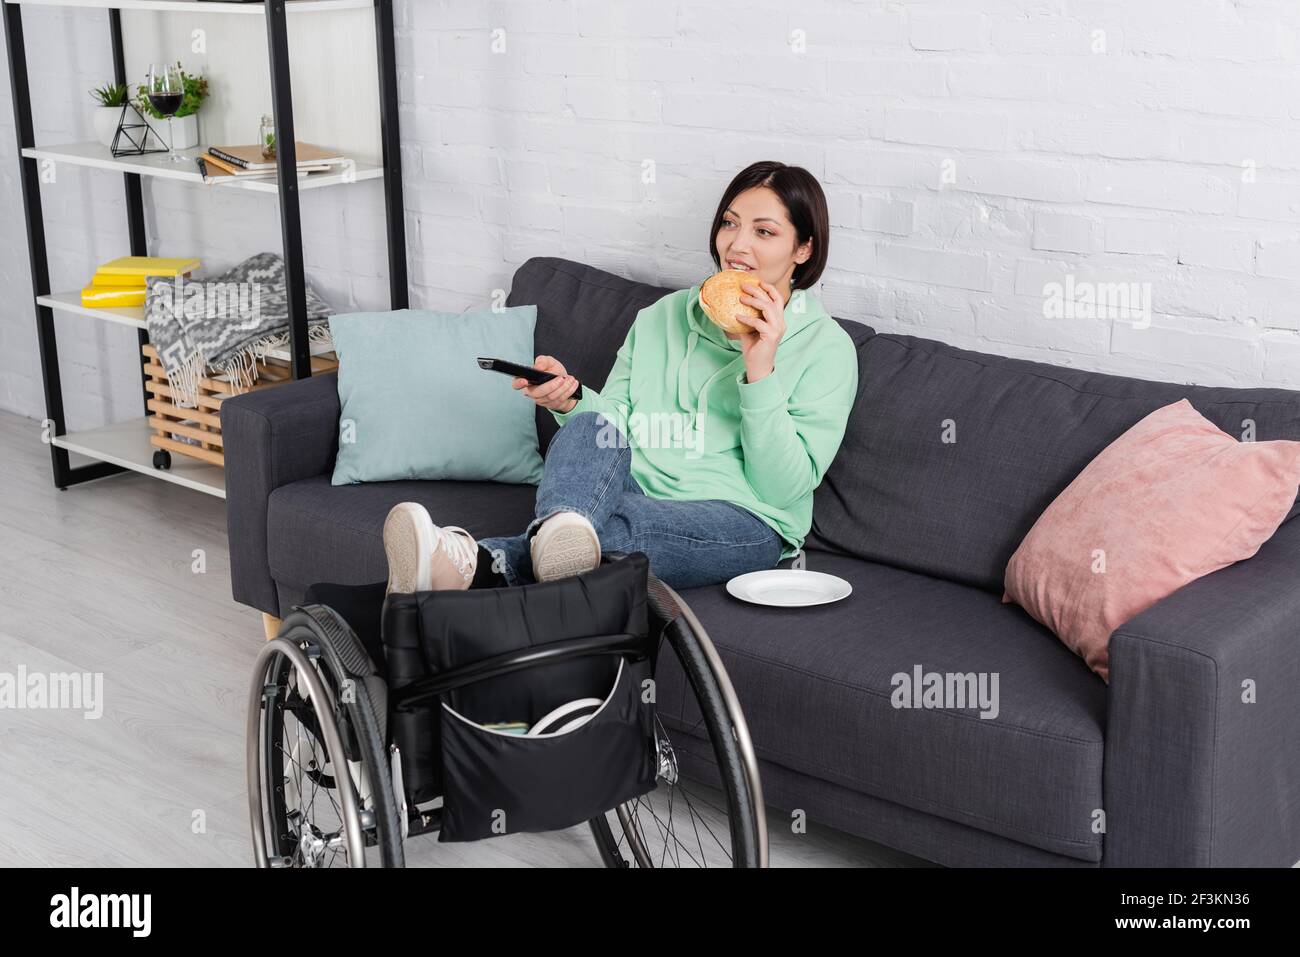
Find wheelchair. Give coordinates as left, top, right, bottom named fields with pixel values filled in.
left=246, top=551, right=769, bottom=867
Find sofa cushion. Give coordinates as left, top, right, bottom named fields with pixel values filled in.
left=658, top=549, right=1107, bottom=862
left=328, top=306, right=545, bottom=487
left=267, top=476, right=537, bottom=590
left=1004, top=398, right=1300, bottom=682
left=808, top=333, right=1300, bottom=592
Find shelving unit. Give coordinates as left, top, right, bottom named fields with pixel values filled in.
left=3, top=0, right=408, bottom=497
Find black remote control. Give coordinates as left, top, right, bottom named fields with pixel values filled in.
left=477, top=357, right=583, bottom=400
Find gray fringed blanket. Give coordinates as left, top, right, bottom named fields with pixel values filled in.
left=144, top=251, right=333, bottom=407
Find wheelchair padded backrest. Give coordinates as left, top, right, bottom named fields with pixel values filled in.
left=383, top=552, right=651, bottom=728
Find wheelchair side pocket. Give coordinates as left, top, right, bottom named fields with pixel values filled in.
left=437, top=655, right=657, bottom=843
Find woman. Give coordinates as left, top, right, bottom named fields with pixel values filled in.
left=383, top=161, right=859, bottom=594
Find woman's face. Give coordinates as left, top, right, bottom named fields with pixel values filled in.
left=714, top=186, right=813, bottom=323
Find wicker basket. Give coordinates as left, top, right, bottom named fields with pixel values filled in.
left=141, top=342, right=337, bottom=468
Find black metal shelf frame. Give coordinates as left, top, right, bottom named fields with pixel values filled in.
left=2, top=0, right=408, bottom=490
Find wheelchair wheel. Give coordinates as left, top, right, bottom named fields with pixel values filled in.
left=247, top=607, right=405, bottom=868
left=588, top=577, right=768, bottom=868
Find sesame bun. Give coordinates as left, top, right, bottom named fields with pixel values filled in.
left=699, top=268, right=761, bottom=335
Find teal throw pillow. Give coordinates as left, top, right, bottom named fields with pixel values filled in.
left=328, top=306, right=545, bottom=486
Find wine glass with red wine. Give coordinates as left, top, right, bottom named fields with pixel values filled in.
left=146, top=62, right=186, bottom=163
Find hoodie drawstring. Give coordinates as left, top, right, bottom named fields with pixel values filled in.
left=677, top=323, right=743, bottom=437
left=676, top=329, right=698, bottom=414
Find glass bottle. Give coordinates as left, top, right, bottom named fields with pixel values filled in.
left=259, top=114, right=276, bottom=158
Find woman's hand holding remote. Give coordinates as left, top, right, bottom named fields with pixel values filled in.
left=513, top=355, right=580, bottom=413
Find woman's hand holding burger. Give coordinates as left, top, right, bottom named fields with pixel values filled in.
left=699, top=268, right=788, bottom=384
left=732, top=278, right=787, bottom=383
left=514, top=355, right=580, bottom=413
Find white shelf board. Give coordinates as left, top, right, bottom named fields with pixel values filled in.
left=38, top=291, right=146, bottom=329
left=4, top=0, right=369, bottom=13
left=38, top=291, right=337, bottom=361
left=52, top=418, right=226, bottom=499
left=21, top=142, right=382, bottom=193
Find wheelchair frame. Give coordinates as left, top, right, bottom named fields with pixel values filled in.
left=247, top=565, right=769, bottom=868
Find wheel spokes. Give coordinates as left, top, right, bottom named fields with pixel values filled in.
left=598, top=629, right=751, bottom=868
left=609, top=739, right=737, bottom=867
left=273, top=665, right=354, bottom=868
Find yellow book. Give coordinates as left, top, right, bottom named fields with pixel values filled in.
left=80, top=285, right=146, bottom=308
left=88, top=271, right=148, bottom=288
left=95, top=256, right=200, bottom=278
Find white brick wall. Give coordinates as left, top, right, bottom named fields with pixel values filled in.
left=4, top=0, right=1300, bottom=428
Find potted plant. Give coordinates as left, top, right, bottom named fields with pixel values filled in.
left=89, top=82, right=128, bottom=148
left=134, top=63, right=209, bottom=151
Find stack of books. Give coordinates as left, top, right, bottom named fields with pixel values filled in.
left=197, top=143, right=348, bottom=182
left=80, top=256, right=200, bottom=308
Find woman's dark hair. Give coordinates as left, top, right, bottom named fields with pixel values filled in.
left=708, top=161, right=830, bottom=291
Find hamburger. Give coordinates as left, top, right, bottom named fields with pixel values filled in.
left=699, top=268, right=761, bottom=335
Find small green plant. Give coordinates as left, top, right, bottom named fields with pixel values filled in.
left=264, top=132, right=276, bottom=154
left=135, top=63, right=209, bottom=118
left=89, top=82, right=128, bottom=108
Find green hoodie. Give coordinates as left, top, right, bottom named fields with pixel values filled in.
left=552, top=282, right=859, bottom=560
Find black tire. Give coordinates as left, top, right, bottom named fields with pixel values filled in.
left=588, top=582, right=764, bottom=868
left=247, top=610, right=404, bottom=868
left=152, top=449, right=171, bottom=470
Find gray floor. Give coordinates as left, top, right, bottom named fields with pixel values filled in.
left=0, top=408, right=926, bottom=867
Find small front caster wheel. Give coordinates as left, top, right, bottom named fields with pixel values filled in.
left=152, top=449, right=172, bottom=470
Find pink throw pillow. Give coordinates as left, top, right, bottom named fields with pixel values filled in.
left=1003, top=398, right=1300, bottom=683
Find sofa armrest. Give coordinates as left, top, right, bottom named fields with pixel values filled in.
left=221, top=372, right=341, bottom=615
left=1104, top=517, right=1300, bottom=867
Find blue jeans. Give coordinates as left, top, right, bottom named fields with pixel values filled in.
left=478, top=412, right=784, bottom=589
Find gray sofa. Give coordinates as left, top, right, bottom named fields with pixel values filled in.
left=222, top=256, right=1300, bottom=867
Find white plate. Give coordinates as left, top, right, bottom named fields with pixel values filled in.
left=725, top=569, right=852, bottom=607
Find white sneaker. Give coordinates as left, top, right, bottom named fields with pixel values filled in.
left=530, top=511, right=601, bottom=582
left=384, top=503, right=478, bottom=594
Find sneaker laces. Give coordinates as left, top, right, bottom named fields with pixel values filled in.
left=437, top=525, right=478, bottom=580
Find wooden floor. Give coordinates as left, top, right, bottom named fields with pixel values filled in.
left=0, top=409, right=927, bottom=868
